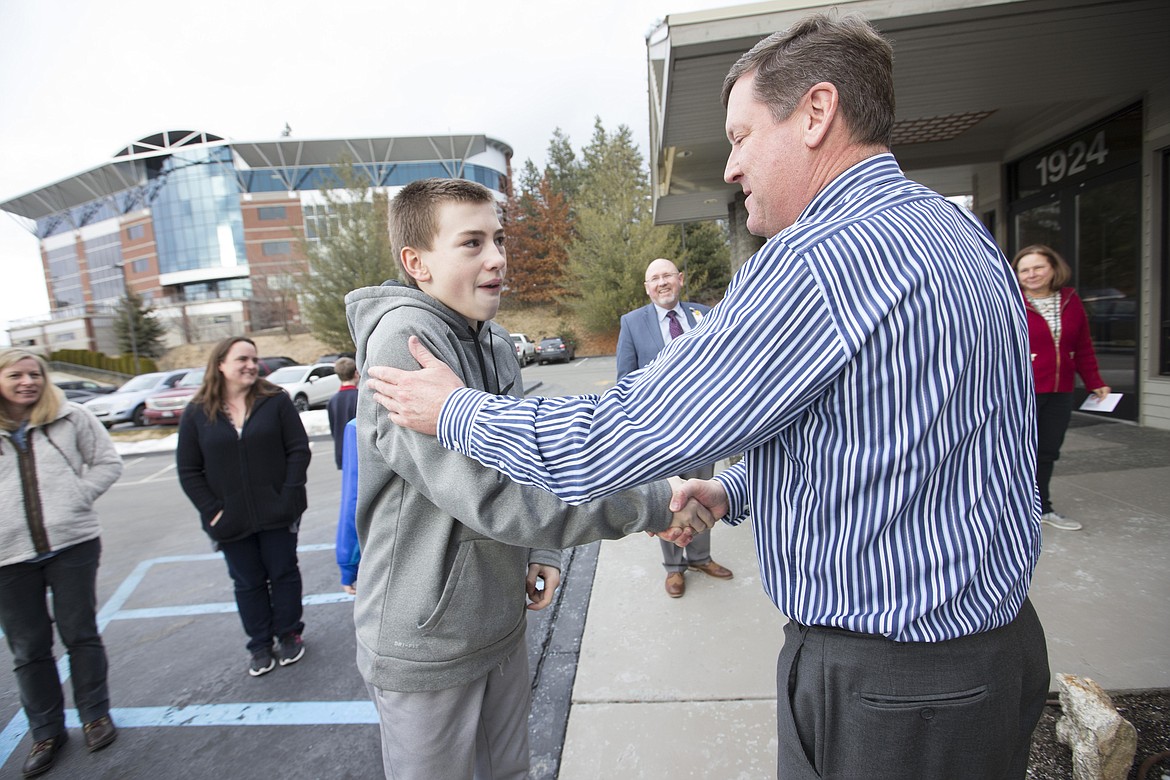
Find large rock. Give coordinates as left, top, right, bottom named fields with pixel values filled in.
left=1054, top=674, right=1138, bottom=780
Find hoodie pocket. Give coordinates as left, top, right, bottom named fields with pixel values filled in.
left=417, top=540, right=526, bottom=656
left=204, top=490, right=250, bottom=541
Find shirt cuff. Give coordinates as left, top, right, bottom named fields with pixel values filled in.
left=437, top=387, right=493, bottom=455
left=713, top=462, right=750, bottom=527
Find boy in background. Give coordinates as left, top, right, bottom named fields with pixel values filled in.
left=344, top=178, right=711, bottom=779
left=326, top=356, right=358, bottom=470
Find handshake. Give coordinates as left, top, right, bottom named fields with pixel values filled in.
left=653, top=477, right=730, bottom=548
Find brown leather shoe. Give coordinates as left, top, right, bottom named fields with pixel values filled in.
left=665, top=572, right=686, bottom=598
left=83, top=715, right=117, bottom=752
left=22, top=732, right=66, bottom=778
left=688, top=560, right=734, bottom=580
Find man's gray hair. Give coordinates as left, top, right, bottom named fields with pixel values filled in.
left=721, top=13, right=895, bottom=147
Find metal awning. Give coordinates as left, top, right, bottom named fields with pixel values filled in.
left=648, top=0, right=1170, bottom=223
left=1, top=133, right=513, bottom=222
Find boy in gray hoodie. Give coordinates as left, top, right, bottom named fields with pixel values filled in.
left=345, top=178, right=711, bottom=779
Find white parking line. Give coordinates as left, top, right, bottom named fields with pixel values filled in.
left=0, top=543, right=349, bottom=765
left=113, top=462, right=176, bottom=486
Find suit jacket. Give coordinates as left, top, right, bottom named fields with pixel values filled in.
left=616, top=301, right=715, bottom=484
left=616, top=301, right=711, bottom=380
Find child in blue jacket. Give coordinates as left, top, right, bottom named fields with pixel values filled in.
left=335, top=418, right=360, bottom=594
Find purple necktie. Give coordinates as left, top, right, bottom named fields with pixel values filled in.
left=667, top=310, right=684, bottom=340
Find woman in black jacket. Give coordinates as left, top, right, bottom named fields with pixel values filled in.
left=177, top=337, right=311, bottom=676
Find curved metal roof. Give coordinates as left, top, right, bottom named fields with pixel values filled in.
left=1, top=133, right=513, bottom=222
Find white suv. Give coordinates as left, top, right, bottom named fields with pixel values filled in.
left=266, top=364, right=342, bottom=411
left=510, top=334, right=536, bottom=366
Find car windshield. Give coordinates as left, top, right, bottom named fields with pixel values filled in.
left=541, top=339, right=562, bottom=347
left=266, top=367, right=306, bottom=384
left=119, top=373, right=165, bottom=392
left=176, top=369, right=206, bottom=388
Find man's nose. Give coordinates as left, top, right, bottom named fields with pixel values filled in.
left=724, top=152, right=740, bottom=184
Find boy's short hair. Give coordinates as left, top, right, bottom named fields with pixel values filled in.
left=334, top=356, right=357, bottom=382
left=389, top=178, right=498, bottom=287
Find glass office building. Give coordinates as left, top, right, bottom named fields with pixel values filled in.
left=2, top=131, right=512, bottom=351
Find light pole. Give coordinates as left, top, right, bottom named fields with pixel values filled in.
left=113, top=261, right=140, bottom=374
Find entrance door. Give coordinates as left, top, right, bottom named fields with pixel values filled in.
left=1012, top=169, right=1140, bottom=420
left=1010, top=105, right=1142, bottom=421
left=1074, top=174, right=1140, bottom=419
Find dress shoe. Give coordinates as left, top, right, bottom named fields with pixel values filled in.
left=22, top=732, right=66, bottom=778
left=665, top=572, right=686, bottom=598
left=688, top=560, right=734, bottom=579
left=83, top=716, right=117, bottom=752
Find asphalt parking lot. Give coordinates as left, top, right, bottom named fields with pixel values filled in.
left=0, top=358, right=606, bottom=780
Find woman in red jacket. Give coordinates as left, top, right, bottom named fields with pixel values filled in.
left=1012, top=245, right=1110, bottom=531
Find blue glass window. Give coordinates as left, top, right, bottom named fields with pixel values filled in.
left=152, top=147, right=247, bottom=276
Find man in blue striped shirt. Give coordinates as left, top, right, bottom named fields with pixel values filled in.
left=368, top=14, right=1049, bottom=778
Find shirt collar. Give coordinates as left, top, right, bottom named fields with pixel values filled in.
left=797, top=152, right=903, bottom=224
left=653, top=303, right=684, bottom=322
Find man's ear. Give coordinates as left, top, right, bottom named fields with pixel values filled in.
left=401, top=247, right=430, bottom=284
left=802, top=81, right=839, bottom=149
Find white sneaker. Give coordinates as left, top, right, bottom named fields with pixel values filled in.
left=1040, top=512, right=1082, bottom=531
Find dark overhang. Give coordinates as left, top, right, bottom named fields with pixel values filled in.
left=648, top=0, right=1170, bottom=223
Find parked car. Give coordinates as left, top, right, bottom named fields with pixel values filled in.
left=266, top=363, right=342, bottom=411
left=316, top=352, right=355, bottom=364
left=54, top=379, right=117, bottom=394
left=61, top=388, right=102, bottom=404
left=536, top=337, right=575, bottom=365
left=510, top=334, right=536, bottom=366
left=143, top=368, right=206, bottom=426
left=257, top=356, right=298, bottom=377
left=83, top=369, right=193, bottom=428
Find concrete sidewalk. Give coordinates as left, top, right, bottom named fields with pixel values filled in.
left=555, top=415, right=1170, bottom=777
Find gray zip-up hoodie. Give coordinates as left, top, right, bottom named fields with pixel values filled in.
left=0, top=402, right=123, bottom=568
left=346, top=282, right=674, bottom=692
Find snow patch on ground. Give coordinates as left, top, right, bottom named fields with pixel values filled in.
left=112, top=410, right=330, bottom=455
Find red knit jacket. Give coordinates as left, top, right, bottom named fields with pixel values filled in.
left=1023, top=288, right=1106, bottom=394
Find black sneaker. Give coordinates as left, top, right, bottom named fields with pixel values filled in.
left=249, top=647, right=276, bottom=677
left=278, top=633, right=305, bottom=666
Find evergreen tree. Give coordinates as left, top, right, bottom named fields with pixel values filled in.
left=676, top=221, right=732, bottom=305
left=566, top=119, right=676, bottom=335
left=112, top=291, right=167, bottom=366
left=299, top=160, right=399, bottom=350
left=545, top=128, right=583, bottom=199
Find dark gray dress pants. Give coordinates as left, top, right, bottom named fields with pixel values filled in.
left=776, top=599, right=1049, bottom=779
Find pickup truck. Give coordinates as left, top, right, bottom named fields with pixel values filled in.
left=510, top=333, right=536, bottom=366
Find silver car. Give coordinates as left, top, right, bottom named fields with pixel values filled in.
left=83, top=369, right=192, bottom=428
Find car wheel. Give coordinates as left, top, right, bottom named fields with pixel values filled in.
left=132, top=405, right=147, bottom=427
left=293, top=394, right=311, bottom=412
left=102, top=421, right=113, bottom=430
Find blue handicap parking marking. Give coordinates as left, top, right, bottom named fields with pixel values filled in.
left=0, top=543, right=375, bottom=768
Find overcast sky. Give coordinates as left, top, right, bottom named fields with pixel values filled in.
left=0, top=0, right=733, bottom=343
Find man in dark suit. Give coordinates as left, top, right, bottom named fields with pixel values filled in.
left=616, top=258, right=734, bottom=597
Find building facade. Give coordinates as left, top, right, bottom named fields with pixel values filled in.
left=2, top=131, right=512, bottom=354
left=646, top=0, right=1170, bottom=428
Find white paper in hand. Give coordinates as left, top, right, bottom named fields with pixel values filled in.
left=1079, top=393, right=1122, bottom=413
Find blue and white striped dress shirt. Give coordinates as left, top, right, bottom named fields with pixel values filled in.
left=440, top=153, right=1042, bottom=642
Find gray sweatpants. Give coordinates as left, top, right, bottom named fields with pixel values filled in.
left=369, top=647, right=531, bottom=780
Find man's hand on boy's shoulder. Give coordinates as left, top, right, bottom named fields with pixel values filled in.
left=367, top=336, right=465, bottom=437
